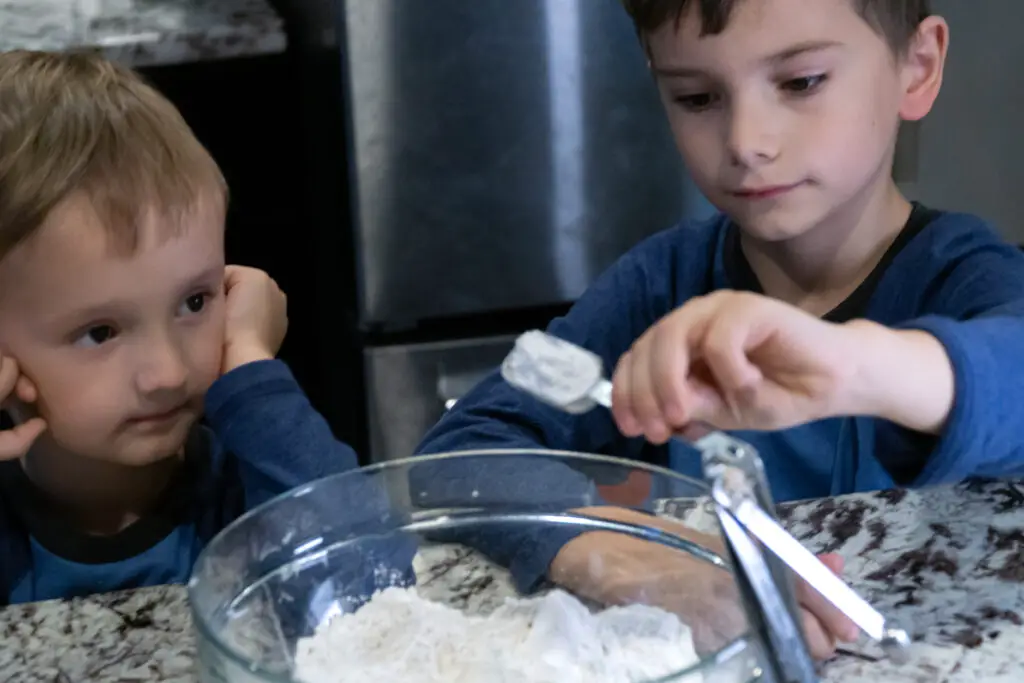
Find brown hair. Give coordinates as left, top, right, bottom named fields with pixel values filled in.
left=0, top=50, right=226, bottom=259
left=621, top=0, right=931, bottom=54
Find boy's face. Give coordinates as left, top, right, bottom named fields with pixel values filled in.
left=648, top=0, right=925, bottom=241
left=0, top=194, right=226, bottom=466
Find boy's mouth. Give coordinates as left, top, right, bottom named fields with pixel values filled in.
left=128, top=404, right=189, bottom=425
left=731, top=181, right=804, bottom=200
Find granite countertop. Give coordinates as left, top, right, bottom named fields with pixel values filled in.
left=3, top=480, right=1024, bottom=682
left=0, top=0, right=286, bottom=67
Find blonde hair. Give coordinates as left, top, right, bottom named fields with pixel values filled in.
left=0, top=50, right=227, bottom=259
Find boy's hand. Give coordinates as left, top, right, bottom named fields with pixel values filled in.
left=550, top=507, right=858, bottom=660
left=611, top=290, right=954, bottom=441
left=612, top=291, right=851, bottom=442
left=221, top=265, right=288, bottom=374
left=0, top=355, right=46, bottom=459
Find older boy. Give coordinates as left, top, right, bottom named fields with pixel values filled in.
left=417, top=0, right=1024, bottom=657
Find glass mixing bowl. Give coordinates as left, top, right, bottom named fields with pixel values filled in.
left=190, top=450, right=767, bottom=682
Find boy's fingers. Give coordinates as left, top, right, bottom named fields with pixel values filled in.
left=796, top=553, right=860, bottom=643
left=702, top=310, right=762, bottom=395
left=0, top=417, right=46, bottom=460
left=0, top=356, right=18, bottom=405
left=627, top=335, right=668, bottom=443
left=15, top=374, right=38, bottom=404
left=611, top=353, right=641, bottom=436
left=802, top=610, right=838, bottom=660
left=800, top=554, right=851, bottom=659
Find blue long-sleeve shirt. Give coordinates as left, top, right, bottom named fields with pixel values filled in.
left=415, top=204, right=1024, bottom=589
left=0, top=360, right=361, bottom=605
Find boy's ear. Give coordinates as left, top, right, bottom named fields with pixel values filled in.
left=899, top=16, right=949, bottom=122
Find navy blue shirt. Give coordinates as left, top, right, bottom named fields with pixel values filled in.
left=415, top=205, right=1024, bottom=589
left=0, top=360, right=359, bottom=605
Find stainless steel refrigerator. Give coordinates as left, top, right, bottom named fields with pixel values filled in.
left=282, top=0, right=713, bottom=462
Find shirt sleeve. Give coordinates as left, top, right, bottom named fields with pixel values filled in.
left=204, top=359, right=360, bottom=509
left=415, top=226, right=692, bottom=459
left=411, top=224, right=710, bottom=592
left=896, top=240, right=1024, bottom=485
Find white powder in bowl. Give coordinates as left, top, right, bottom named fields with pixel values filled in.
left=294, top=587, right=700, bottom=683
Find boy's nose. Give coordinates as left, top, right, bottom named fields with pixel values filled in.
left=136, top=340, right=189, bottom=397
left=725, top=103, right=780, bottom=169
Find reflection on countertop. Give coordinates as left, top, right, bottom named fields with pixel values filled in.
left=0, top=0, right=285, bottom=67
left=2, top=479, right=1024, bottom=681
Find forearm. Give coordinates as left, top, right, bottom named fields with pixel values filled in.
left=843, top=320, right=954, bottom=435
left=408, top=445, right=603, bottom=593
left=206, top=360, right=359, bottom=502
left=549, top=507, right=725, bottom=597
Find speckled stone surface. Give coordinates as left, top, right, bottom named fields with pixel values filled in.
left=0, top=0, right=286, bottom=67
left=790, top=480, right=1024, bottom=683
left=0, top=585, right=194, bottom=682
left=3, top=479, right=1024, bottom=682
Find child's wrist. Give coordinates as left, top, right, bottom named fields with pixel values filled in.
left=222, top=342, right=275, bottom=374
left=841, top=320, right=953, bottom=433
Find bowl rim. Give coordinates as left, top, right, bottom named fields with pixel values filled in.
left=188, top=448, right=755, bottom=681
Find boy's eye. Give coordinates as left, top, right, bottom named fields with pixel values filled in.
left=673, top=92, right=718, bottom=112
left=180, top=293, right=208, bottom=316
left=74, top=325, right=117, bottom=348
left=780, top=74, right=828, bottom=94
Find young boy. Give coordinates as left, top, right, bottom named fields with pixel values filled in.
left=416, top=0, right=1024, bottom=658
left=0, top=50, right=359, bottom=605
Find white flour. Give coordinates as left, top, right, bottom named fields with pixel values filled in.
left=294, top=587, right=700, bottom=683
left=501, top=330, right=604, bottom=407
